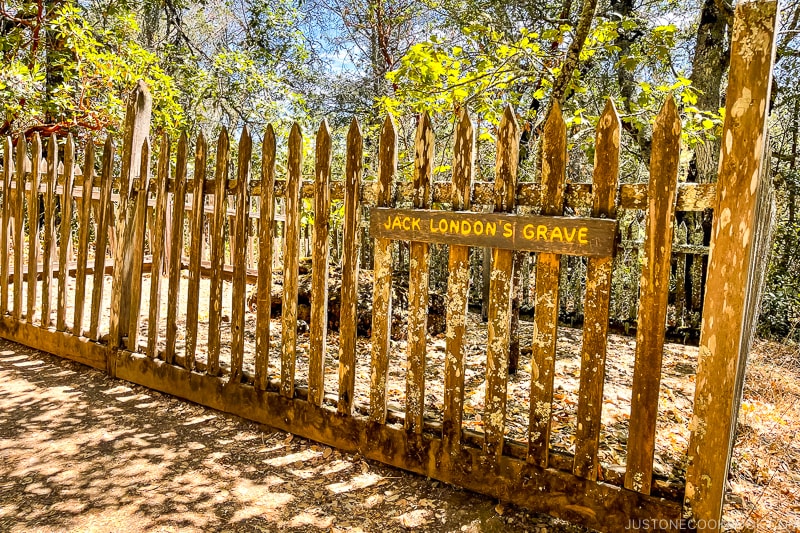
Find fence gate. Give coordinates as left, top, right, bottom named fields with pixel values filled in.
left=0, top=1, right=778, bottom=531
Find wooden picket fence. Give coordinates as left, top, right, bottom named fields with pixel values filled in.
left=0, top=2, right=778, bottom=531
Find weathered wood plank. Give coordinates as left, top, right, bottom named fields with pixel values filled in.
left=369, top=114, right=397, bottom=423
left=255, top=126, right=276, bottom=390
left=26, top=134, right=42, bottom=323
left=404, top=113, right=433, bottom=432
left=12, top=135, right=26, bottom=320
left=146, top=135, right=171, bottom=358
left=56, top=135, right=75, bottom=331
left=127, top=138, right=152, bottom=352
left=369, top=209, right=616, bottom=257
left=109, top=81, right=153, bottom=349
left=442, top=108, right=474, bottom=458
left=73, top=139, right=96, bottom=334
left=89, top=137, right=115, bottom=340
left=40, top=135, right=59, bottom=328
left=185, top=132, right=207, bottom=371
left=338, top=118, right=363, bottom=415
left=309, top=120, right=331, bottom=406
left=528, top=102, right=568, bottom=467
left=684, top=2, right=779, bottom=527
left=281, top=123, right=303, bottom=397
left=484, top=106, right=520, bottom=460
left=624, top=97, right=680, bottom=493
left=164, top=133, right=188, bottom=364
left=573, top=99, right=622, bottom=480
left=207, top=128, right=229, bottom=376
left=230, top=127, right=252, bottom=382
left=0, top=137, right=12, bottom=315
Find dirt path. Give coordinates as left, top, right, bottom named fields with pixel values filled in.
left=0, top=339, right=586, bottom=533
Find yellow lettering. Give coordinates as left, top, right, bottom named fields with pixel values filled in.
left=411, top=218, right=420, bottom=231
left=578, top=227, right=588, bottom=244
left=503, top=223, right=513, bottom=238
left=486, top=222, right=497, bottom=236
left=450, top=219, right=460, bottom=234
left=402, top=217, right=411, bottom=230
left=430, top=218, right=438, bottom=233
left=537, top=225, right=548, bottom=240
left=550, top=227, right=563, bottom=242
left=383, top=217, right=392, bottom=230
left=438, top=218, right=448, bottom=233
left=474, top=221, right=484, bottom=235
left=461, top=220, right=472, bottom=235
left=391, top=216, right=402, bottom=230
left=564, top=227, right=577, bottom=242
left=523, top=224, right=535, bottom=239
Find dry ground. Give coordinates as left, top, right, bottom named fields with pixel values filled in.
left=0, top=338, right=583, bottom=533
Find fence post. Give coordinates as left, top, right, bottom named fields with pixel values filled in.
left=683, top=1, right=778, bottom=529
left=108, top=81, right=153, bottom=368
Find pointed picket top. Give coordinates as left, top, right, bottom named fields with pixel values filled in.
left=66, top=134, right=75, bottom=165
left=316, top=119, right=332, bottom=184
left=452, top=107, right=475, bottom=211
left=103, top=133, right=114, bottom=156
left=347, top=116, right=362, bottom=144
left=196, top=130, right=206, bottom=154
left=413, top=111, right=434, bottom=209
left=178, top=131, right=188, bottom=157
left=217, top=126, right=229, bottom=154
left=592, top=98, right=621, bottom=218
left=316, top=118, right=331, bottom=147
left=48, top=134, right=59, bottom=175
left=346, top=117, right=363, bottom=187
left=541, top=100, right=567, bottom=215
left=493, top=105, right=519, bottom=213
left=376, top=114, right=398, bottom=208
left=238, top=125, right=252, bottom=171
left=289, top=122, right=302, bottom=147
left=264, top=123, right=276, bottom=155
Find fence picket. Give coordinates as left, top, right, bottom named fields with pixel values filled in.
left=405, top=112, right=433, bottom=432
left=255, top=126, right=277, bottom=390
left=89, top=137, right=115, bottom=340
left=41, top=135, right=59, bottom=328
left=207, top=129, right=229, bottom=374
left=1, top=137, right=12, bottom=315
left=484, top=106, right=519, bottom=460
left=573, top=99, right=621, bottom=479
left=127, top=138, right=151, bottom=351
left=55, top=135, right=76, bottom=331
left=309, top=120, right=331, bottom=406
left=338, top=118, right=363, bottom=415
left=282, top=123, right=303, bottom=397
left=625, top=96, right=681, bottom=493
left=146, top=135, right=171, bottom=358
left=369, top=114, right=397, bottom=422
left=185, top=132, right=207, bottom=371
left=26, top=134, right=42, bottom=323
left=230, top=127, right=252, bottom=382
left=73, top=140, right=94, bottom=335
left=12, top=135, right=26, bottom=320
left=442, top=108, right=474, bottom=458
left=165, top=133, right=189, bottom=364
left=528, top=102, right=567, bottom=467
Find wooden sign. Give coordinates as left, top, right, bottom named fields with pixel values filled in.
left=369, top=207, right=617, bottom=257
